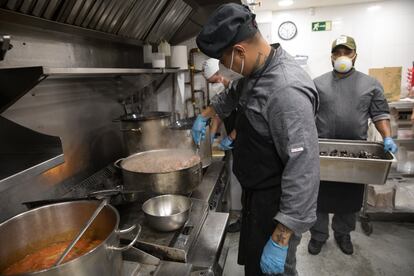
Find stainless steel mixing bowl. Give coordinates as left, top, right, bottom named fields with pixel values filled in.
left=142, top=195, right=191, bottom=232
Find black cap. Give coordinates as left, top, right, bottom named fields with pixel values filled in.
left=196, top=4, right=258, bottom=59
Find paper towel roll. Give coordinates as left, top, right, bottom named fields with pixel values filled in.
left=171, top=45, right=188, bottom=69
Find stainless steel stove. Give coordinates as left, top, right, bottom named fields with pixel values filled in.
left=63, top=158, right=230, bottom=276
left=118, top=197, right=209, bottom=262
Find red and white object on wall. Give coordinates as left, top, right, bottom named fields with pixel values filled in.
left=408, top=62, right=414, bottom=96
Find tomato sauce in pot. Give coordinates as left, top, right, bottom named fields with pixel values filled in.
left=2, top=238, right=102, bottom=275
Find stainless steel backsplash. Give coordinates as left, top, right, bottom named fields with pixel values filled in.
left=0, top=19, right=170, bottom=221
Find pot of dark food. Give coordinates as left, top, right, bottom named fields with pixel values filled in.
left=116, top=112, right=171, bottom=154
left=169, top=117, right=212, bottom=168
left=0, top=201, right=140, bottom=276
left=115, top=149, right=202, bottom=195
left=142, top=195, right=191, bottom=232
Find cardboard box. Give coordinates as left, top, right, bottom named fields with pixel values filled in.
left=369, top=67, right=402, bottom=102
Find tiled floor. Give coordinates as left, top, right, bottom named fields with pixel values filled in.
left=222, top=219, right=414, bottom=276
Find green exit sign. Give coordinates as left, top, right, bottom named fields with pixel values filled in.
left=312, top=21, right=332, bottom=31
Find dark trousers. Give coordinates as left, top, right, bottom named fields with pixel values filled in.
left=310, top=212, right=357, bottom=242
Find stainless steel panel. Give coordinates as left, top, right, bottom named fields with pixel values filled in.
left=0, top=16, right=142, bottom=68
left=0, top=8, right=143, bottom=47
left=19, top=0, right=35, bottom=14
left=153, top=261, right=192, bottom=276
left=191, top=161, right=225, bottom=203
left=66, top=0, right=86, bottom=24
left=81, top=0, right=102, bottom=28
left=88, top=0, right=111, bottom=29
left=6, top=0, right=23, bottom=10
left=43, top=0, right=62, bottom=20
left=105, top=0, right=134, bottom=34
left=118, top=0, right=168, bottom=40
left=99, top=0, right=124, bottom=32
left=31, top=0, right=48, bottom=17
left=122, top=246, right=160, bottom=266
left=188, top=211, right=228, bottom=270
left=56, top=0, right=77, bottom=22
left=42, top=67, right=185, bottom=75
left=73, top=0, right=95, bottom=26
left=319, top=139, right=397, bottom=185
left=95, top=0, right=117, bottom=31
left=146, top=0, right=192, bottom=43
left=0, top=154, right=64, bottom=192
left=0, top=73, right=161, bottom=222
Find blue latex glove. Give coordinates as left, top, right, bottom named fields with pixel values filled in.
left=384, top=137, right=398, bottom=154
left=192, top=115, right=208, bottom=145
left=260, top=237, right=288, bottom=275
left=219, top=136, right=234, bottom=151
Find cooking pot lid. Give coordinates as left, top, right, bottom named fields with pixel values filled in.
left=119, top=112, right=171, bottom=122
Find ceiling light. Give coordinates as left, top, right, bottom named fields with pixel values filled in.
left=278, top=0, right=294, bottom=7
left=367, top=5, right=381, bottom=12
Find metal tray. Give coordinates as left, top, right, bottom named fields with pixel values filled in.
left=319, top=139, right=397, bottom=185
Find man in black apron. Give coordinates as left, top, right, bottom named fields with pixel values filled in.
left=308, top=35, right=397, bottom=256
left=192, top=4, right=320, bottom=275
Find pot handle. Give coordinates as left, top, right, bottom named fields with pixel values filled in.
left=109, top=224, right=141, bottom=252
left=115, top=224, right=136, bottom=234
left=120, top=128, right=142, bottom=133
left=114, top=158, right=124, bottom=169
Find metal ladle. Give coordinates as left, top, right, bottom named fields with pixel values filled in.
left=53, top=198, right=109, bottom=266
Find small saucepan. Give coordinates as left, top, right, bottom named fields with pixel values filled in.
left=142, top=195, right=191, bottom=232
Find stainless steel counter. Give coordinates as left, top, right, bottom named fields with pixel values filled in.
left=188, top=211, right=229, bottom=274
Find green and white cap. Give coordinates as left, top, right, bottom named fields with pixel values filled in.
left=331, top=35, right=356, bottom=52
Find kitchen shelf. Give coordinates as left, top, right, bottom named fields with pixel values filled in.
left=0, top=66, right=187, bottom=113
left=42, top=67, right=188, bottom=76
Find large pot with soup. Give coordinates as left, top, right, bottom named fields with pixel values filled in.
left=0, top=201, right=140, bottom=276
left=115, top=148, right=202, bottom=195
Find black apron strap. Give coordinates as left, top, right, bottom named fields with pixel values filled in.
left=234, top=47, right=276, bottom=130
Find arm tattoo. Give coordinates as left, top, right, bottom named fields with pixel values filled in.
left=272, top=223, right=293, bottom=246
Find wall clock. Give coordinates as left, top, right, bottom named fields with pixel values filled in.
left=278, top=21, right=297, bottom=40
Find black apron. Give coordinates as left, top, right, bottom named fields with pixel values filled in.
left=231, top=47, right=284, bottom=276
left=317, top=181, right=364, bottom=213
left=233, top=112, right=283, bottom=276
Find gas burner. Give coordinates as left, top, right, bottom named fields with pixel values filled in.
left=117, top=198, right=209, bottom=263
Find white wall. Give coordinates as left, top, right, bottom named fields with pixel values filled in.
left=256, top=0, right=414, bottom=86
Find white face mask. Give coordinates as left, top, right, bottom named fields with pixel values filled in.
left=228, top=48, right=245, bottom=78
left=333, top=55, right=356, bottom=73
left=209, top=82, right=225, bottom=95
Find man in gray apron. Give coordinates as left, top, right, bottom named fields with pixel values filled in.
left=308, top=35, right=397, bottom=256
left=192, top=4, right=320, bottom=275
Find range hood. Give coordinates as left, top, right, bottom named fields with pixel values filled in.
left=0, top=0, right=240, bottom=45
